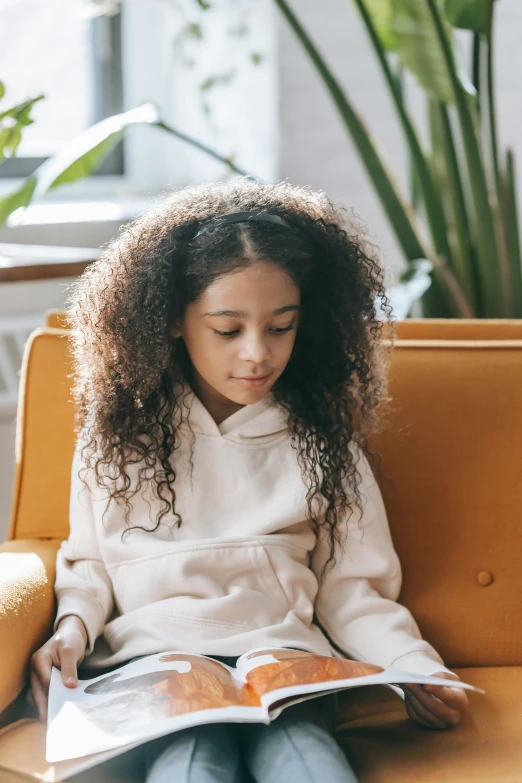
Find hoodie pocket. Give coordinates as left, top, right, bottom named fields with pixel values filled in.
left=109, top=541, right=291, bottom=636
left=252, top=544, right=290, bottom=607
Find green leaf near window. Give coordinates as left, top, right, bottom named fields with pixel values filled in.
left=0, top=176, right=36, bottom=224
left=444, top=0, right=491, bottom=33
left=361, top=0, right=397, bottom=50
left=33, top=103, right=160, bottom=195
left=386, top=0, right=456, bottom=102
left=0, top=125, right=22, bottom=160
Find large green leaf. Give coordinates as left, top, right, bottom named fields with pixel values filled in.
left=445, top=0, right=490, bottom=32
left=391, top=1, right=454, bottom=101
left=0, top=103, right=155, bottom=223
left=0, top=176, right=37, bottom=225
left=363, top=1, right=491, bottom=50
left=361, top=0, right=451, bottom=101
left=360, top=0, right=476, bottom=101
left=361, top=0, right=397, bottom=50
left=33, top=103, right=160, bottom=195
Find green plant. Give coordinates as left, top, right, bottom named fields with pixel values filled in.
left=276, top=0, right=521, bottom=318
left=0, top=94, right=253, bottom=227
left=0, top=1, right=270, bottom=227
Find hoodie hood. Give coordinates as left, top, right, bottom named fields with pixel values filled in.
left=181, top=385, right=289, bottom=442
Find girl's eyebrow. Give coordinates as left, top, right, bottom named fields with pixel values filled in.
left=202, top=305, right=300, bottom=318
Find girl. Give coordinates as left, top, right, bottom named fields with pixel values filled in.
left=30, top=177, right=468, bottom=783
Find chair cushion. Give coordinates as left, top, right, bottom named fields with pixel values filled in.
left=0, top=667, right=519, bottom=782
left=335, top=667, right=522, bottom=782
left=0, top=716, right=143, bottom=782
left=0, top=539, right=61, bottom=713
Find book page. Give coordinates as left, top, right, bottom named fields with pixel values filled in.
left=46, top=651, right=268, bottom=766
left=234, top=647, right=482, bottom=712
left=235, top=648, right=383, bottom=708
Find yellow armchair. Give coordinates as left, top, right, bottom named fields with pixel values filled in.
left=2, top=324, right=522, bottom=782
left=1, top=328, right=75, bottom=719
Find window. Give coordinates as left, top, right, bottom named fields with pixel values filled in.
left=0, top=0, right=124, bottom=179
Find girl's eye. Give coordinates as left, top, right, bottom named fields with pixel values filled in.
left=213, top=325, right=294, bottom=338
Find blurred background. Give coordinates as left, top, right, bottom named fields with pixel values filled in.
left=0, top=0, right=520, bottom=538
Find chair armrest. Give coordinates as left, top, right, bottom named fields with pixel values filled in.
left=0, top=539, right=62, bottom=714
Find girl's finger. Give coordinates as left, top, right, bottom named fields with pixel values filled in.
left=411, top=685, right=461, bottom=725
left=423, top=672, right=469, bottom=708
left=423, top=684, right=469, bottom=710
left=405, top=690, right=449, bottom=729
left=30, top=650, right=53, bottom=691
left=404, top=697, right=433, bottom=729
left=58, top=644, right=80, bottom=687
left=30, top=669, right=48, bottom=723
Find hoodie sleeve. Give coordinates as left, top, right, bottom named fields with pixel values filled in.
left=53, top=437, right=114, bottom=655
left=310, top=447, right=452, bottom=677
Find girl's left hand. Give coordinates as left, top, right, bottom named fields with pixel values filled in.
left=401, top=671, right=469, bottom=729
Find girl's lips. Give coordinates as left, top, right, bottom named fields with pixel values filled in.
left=232, top=374, right=271, bottom=388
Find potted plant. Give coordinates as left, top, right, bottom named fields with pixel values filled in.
left=276, top=0, right=521, bottom=319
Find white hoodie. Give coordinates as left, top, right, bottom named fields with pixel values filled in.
left=53, top=385, right=449, bottom=676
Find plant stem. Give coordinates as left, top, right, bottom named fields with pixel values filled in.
left=471, top=32, right=481, bottom=115
left=156, top=120, right=256, bottom=178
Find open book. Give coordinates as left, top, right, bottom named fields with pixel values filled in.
left=46, top=647, right=481, bottom=781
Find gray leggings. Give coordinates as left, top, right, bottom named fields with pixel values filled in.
left=129, top=653, right=357, bottom=783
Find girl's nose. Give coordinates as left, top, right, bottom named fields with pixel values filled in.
left=238, top=332, right=270, bottom=363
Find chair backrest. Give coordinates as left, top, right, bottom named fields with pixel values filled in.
left=8, top=329, right=76, bottom=540
left=47, top=309, right=522, bottom=341
left=44, top=309, right=70, bottom=330
left=9, top=329, right=522, bottom=668
left=368, top=339, right=522, bottom=669
left=383, top=318, right=522, bottom=340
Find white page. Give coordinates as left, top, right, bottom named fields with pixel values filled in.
left=259, top=667, right=481, bottom=710
left=46, top=651, right=268, bottom=764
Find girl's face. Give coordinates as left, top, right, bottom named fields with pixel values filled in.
left=174, top=262, right=300, bottom=423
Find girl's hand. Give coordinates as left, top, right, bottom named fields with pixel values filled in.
left=401, top=671, right=469, bottom=730
left=29, top=615, right=88, bottom=722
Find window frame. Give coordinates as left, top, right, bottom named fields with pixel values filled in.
left=0, top=0, right=279, bottom=203
left=0, top=10, right=125, bottom=180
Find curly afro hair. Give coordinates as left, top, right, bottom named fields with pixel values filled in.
left=67, top=175, right=396, bottom=582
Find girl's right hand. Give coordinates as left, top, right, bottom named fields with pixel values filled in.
left=29, top=615, right=88, bottom=722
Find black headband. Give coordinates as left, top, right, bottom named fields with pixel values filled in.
left=192, top=210, right=292, bottom=240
